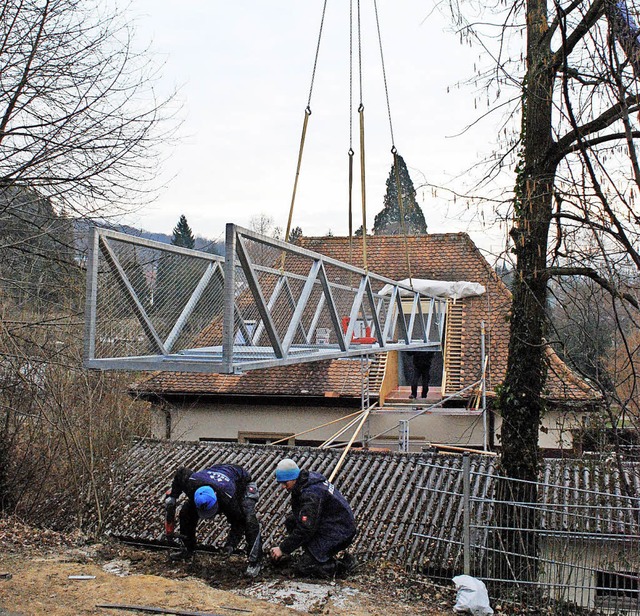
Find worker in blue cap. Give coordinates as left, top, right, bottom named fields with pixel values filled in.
left=164, top=464, right=262, bottom=577
left=270, top=458, right=357, bottom=578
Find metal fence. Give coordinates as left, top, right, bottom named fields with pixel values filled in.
left=83, top=224, right=446, bottom=373
left=416, top=456, right=640, bottom=615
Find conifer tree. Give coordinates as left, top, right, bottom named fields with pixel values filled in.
left=154, top=215, right=196, bottom=312
left=288, top=226, right=303, bottom=244
left=373, top=154, right=427, bottom=236
left=171, top=215, right=195, bottom=249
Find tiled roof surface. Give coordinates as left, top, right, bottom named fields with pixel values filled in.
left=105, top=439, right=493, bottom=573
left=133, top=357, right=367, bottom=397
left=134, top=234, right=597, bottom=403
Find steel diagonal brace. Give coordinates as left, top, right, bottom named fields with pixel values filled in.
left=394, top=285, right=410, bottom=344
left=251, top=276, right=286, bottom=346
left=249, top=274, right=308, bottom=347
left=344, top=276, right=369, bottom=349
left=382, top=286, right=399, bottom=343
left=281, top=259, right=321, bottom=354
left=164, top=261, right=220, bottom=352
left=423, top=298, right=435, bottom=343
left=99, top=236, right=166, bottom=355
left=317, top=261, right=347, bottom=351
left=374, top=296, right=387, bottom=341
left=364, top=278, right=384, bottom=347
left=282, top=277, right=310, bottom=344
left=415, top=294, right=429, bottom=342
left=406, top=293, right=420, bottom=342
left=235, top=233, right=284, bottom=358
left=307, top=293, right=326, bottom=344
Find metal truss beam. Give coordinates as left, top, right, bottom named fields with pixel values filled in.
left=84, top=224, right=446, bottom=374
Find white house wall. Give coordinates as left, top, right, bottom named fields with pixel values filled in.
left=152, top=403, right=488, bottom=452
left=494, top=408, right=577, bottom=452
left=152, top=402, right=578, bottom=453
left=539, top=538, right=640, bottom=611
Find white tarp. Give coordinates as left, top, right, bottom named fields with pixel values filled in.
left=379, top=278, right=486, bottom=300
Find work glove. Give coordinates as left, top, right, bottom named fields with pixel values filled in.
left=164, top=494, right=177, bottom=538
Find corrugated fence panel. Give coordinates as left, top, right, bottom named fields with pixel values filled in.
left=105, top=438, right=481, bottom=571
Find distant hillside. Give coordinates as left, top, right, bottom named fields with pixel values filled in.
left=73, top=219, right=224, bottom=256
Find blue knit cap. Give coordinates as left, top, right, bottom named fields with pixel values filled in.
left=275, top=458, right=300, bottom=483
left=194, top=486, right=218, bottom=519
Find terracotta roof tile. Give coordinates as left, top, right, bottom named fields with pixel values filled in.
left=134, top=234, right=598, bottom=404
left=134, top=358, right=365, bottom=397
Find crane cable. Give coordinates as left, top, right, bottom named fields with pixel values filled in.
left=282, top=0, right=413, bottom=288
left=283, top=0, right=329, bottom=254
left=373, top=0, right=413, bottom=286
left=348, top=0, right=354, bottom=269
left=357, top=0, right=368, bottom=272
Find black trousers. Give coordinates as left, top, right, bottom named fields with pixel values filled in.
left=292, top=536, right=355, bottom=578
left=410, top=354, right=432, bottom=398
left=179, top=483, right=262, bottom=563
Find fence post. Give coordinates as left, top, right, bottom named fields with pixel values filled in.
left=463, top=451, right=471, bottom=575
left=398, top=420, right=409, bottom=452
left=223, top=223, right=236, bottom=373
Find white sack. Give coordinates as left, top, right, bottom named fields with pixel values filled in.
left=452, top=575, right=494, bottom=615
left=378, top=278, right=486, bottom=300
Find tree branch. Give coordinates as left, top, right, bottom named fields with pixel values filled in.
left=554, top=95, right=640, bottom=160
left=546, top=265, right=640, bottom=309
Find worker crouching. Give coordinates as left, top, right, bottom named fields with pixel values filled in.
left=270, top=458, right=357, bottom=578
left=164, top=464, right=263, bottom=577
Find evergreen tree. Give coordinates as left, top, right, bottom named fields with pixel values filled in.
left=373, top=154, right=427, bottom=236
left=171, top=215, right=195, bottom=249
left=154, top=215, right=194, bottom=314
left=288, top=226, right=303, bottom=244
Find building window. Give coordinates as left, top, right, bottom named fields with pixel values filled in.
left=237, top=431, right=294, bottom=445
left=596, top=569, right=640, bottom=608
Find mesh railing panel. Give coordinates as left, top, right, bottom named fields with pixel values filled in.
left=416, top=458, right=640, bottom=615
left=85, top=224, right=446, bottom=373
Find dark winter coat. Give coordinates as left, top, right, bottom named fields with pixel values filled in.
left=280, top=469, right=357, bottom=562
left=169, top=464, right=251, bottom=528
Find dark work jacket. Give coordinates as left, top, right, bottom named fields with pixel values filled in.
left=169, top=464, right=251, bottom=526
left=280, top=469, right=357, bottom=562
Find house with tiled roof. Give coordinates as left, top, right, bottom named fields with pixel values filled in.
left=132, top=233, right=600, bottom=454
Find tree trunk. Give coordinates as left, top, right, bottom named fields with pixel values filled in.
left=496, top=0, right=555, bottom=585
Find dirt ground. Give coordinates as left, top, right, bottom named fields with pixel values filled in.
left=0, top=517, right=456, bottom=616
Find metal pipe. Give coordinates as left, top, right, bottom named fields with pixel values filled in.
left=481, top=320, right=488, bottom=451
left=463, top=452, right=471, bottom=575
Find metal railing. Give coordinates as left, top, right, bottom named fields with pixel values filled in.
left=416, top=456, right=640, bottom=614
left=84, top=223, right=447, bottom=373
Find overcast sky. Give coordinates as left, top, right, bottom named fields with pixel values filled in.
left=125, top=1, right=511, bottom=259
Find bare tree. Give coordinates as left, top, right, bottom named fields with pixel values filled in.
left=0, top=0, right=174, bottom=213
left=441, top=0, right=640, bottom=582
left=445, top=0, right=640, bottom=472
left=0, top=0, right=175, bottom=524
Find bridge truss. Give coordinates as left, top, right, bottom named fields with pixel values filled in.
left=83, top=224, right=446, bottom=373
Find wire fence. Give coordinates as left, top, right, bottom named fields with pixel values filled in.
left=417, top=456, right=640, bottom=614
